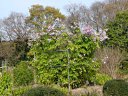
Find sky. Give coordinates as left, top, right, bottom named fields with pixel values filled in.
left=0, top=0, right=104, bottom=19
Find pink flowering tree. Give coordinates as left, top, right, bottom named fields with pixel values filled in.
left=29, top=17, right=100, bottom=88
left=79, top=23, right=108, bottom=42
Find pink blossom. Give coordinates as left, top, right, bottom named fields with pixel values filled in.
left=79, top=23, right=108, bottom=42
left=79, top=24, right=93, bottom=35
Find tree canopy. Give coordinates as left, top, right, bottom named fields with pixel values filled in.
left=106, top=10, right=128, bottom=51
left=26, top=4, right=65, bottom=34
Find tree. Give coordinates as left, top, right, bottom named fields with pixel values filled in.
left=26, top=4, right=65, bottom=35
left=95, top=47, right=125, bottom=79
left=89, top=1, right=107, bottom=31
left=87, top=0, right=128, bottom=32
left=104, top=0, right=128, bottom=20
left=0, top=12, right=31, bottom=66
left=29, top=25, right=99, bottom=88
left=0, top=12, right=31, bottom=41
left=65, top=4, right=90, bottom=34
left=106, top=10, right=128, bottom=51
left=65, top=0, right=128, bottom=34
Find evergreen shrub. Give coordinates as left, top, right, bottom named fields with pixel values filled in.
left=23, top=86, right=66, bottom=96
left=103, top=79, right=128, bottom=96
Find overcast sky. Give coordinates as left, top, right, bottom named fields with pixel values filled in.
left=0, top=0, right=104, bottom=19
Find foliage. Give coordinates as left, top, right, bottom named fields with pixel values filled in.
left=12, top=86, right=32, bottom=96
left=0, top=72, right=12, bottom=96
left=95, top=73, right=112, bottom=85
left=13, top=61, right=34, bottom=86
left=50, top=84, right=68, bottom=95
left=11, top=38, right=30, bottom=66
left=28, top=5, right=65, bottom=20
left=14, top=38, right=30, bottom=61
left=29, top=29, right=99, bottom=88
left=79, top=23, right=108, bottom=42
left=119, top=57, right=128, bottom=74
left=103, top=79, right=128, bottom=96
left=23, top=86, right=66, bottom=96
left=26, top=4, right=65, bottom=33
left=106, top=10, right=128, bottom=51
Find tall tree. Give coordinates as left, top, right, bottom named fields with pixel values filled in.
left=26, top=4, right=65, bottom=36
left=89, top=1, right=107, bottom=31
left=0, top=12, right=31, bottom=41
left=65, top=4, right=89, bottom=34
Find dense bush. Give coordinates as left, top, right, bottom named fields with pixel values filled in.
left=12, top=86, right=31, bottom=96
left=106, top=10, right=128, bottom=51
left=50, top=84, right=68, bottom=95
left=95, top=73, right=112, bottom=85
left=23, top=86, right=66, bottom=96
left=13, top=61, right=34, bottom=86
left=103, top=79, right=128, bottom=96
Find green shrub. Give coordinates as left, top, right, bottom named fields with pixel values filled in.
left=50, top=84, right=68, bottom=95
left=13, top=61, right=34, bottom=86
left=95, top=73, right=112, bottom=85
left=103, top=79, right=128, bottom=96
left=0, top=72, right=12, bottom=96
left=12, top=86, right=31, bottom=96
left=23, top=86, right=66, bottom=96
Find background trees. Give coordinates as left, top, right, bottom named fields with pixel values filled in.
left=0, top=12, right=31, bottom=66
left=105, top=10, right=128, bottom=78
left=106, top=10, right=128, bottom=51
left=0, top=12, right=30, bottom=41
